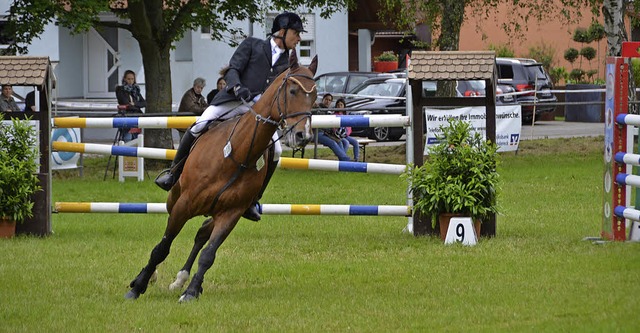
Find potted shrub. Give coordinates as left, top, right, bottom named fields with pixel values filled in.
left=404, top=118, right=500, bottom=240
left=0, top=114, right=41, bottom=238
left=373, top=51, right=399, bottom=72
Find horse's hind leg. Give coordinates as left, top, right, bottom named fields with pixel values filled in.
left=179, top=212, right=240, bottom=302
left=169, top=217, right=213, bottom=291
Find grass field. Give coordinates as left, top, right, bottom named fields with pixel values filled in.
left=1, top=136, right=639, bottom=332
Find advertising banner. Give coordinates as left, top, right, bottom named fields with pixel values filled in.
left=424, top=105, right=522, bottom=154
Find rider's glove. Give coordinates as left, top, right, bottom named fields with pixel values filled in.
left=233, top=85, right=251, bottom=102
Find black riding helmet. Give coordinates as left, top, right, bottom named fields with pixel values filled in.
left=271, top=12, right=306, bottom=51
left=271, top=12, right=307, bottom=34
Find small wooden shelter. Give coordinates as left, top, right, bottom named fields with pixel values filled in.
left=0, top=56, right=54, bottom=236
left=408, top=51, right=497, bottom=237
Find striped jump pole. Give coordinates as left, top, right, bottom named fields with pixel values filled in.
left=54, top=202, right=412, bottom=216
left=52, top=114, right=410, bottom=129
left=53, top=141, right=176, bottom=160
left=52, top=141, right=406, bottom=174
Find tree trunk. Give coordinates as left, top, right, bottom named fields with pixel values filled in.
left=435, top=0, right=465, bottom=97
left=126, top=1, right=174, bottom=168
left=603, top=0, right=628, bottom=56
left=438, top=0, right=464, bottom=51
left=136, top=40, right=174, bottom=167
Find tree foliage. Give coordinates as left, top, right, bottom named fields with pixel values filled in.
left=377, top=0, right=604, bottom=52
left=6, top=0, right=352, bottom=150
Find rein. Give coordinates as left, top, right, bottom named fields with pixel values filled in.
left=207, top=69, right=316, bottom=214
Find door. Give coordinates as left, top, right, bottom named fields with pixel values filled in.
left=85, top=27, right=120, bottom=98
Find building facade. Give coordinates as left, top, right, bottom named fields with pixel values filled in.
left=0, top=2, right=349, bottom=107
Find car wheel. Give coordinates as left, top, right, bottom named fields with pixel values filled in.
left=388, top=132, right=402, bottom=141
left=521, top=116, right=533, bottom=125
left=372, top=126, right=391, bottom=141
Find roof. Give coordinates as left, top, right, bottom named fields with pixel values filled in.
left=409, top=51, right=496, bottom=81
left=0, top=56, right=54, bottom=87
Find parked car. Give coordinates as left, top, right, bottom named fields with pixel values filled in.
left=346, top=77, right=512, bottom=141
left=496, top=57, right=557, bottom=123
left=314, top=71, right=396, bottom=101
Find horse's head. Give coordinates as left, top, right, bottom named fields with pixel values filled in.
left=270, top=51, right=318, bottom=148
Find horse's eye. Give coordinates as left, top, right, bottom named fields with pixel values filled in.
left=289, top=88, right=296, bottom=95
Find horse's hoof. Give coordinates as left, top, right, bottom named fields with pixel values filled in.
left=169, top=270, right=189, bottom=291
left=124, top=290, right=140, bottom=300
left=178, top=293, right=198, bottom=303
left=149, top=270, right=158, bottom=285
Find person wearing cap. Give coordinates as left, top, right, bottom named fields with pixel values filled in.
left=155, top=12, right=306, bottom=222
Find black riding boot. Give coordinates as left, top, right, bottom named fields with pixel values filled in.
left=154, top=131, right=197, bottom=191
left=242, top=159, right=278, bottom=221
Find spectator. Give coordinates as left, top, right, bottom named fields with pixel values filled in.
left=24, top=90, right=36, bottom=112
left=178, top=77, right=208, bottom=139
left=115, top=70, right=146, bottom=141
left=334, top=98, right=359, bottom=161
left=0, top=85, right=21, bottom=112
left=116, top=69, right=146, bottom=113
left=314, top=93, right=333, bottom=110
left=206, top=77, right=227, bottom=104
left=315, top=94, right=351, bottom=161
left=154, top=12, right=307, bottom=222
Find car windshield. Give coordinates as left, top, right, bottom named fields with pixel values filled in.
left=353, top=81, right=404, bottom=97
left=525, top=65, right=548, bottom=81
left=457, top=80, right=486, bottom=96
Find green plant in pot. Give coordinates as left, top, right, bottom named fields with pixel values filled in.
left=404, top=118, right=500, bottom=239
left=373, top=51, right=399, bottom=73
left=0, top=114, right=41, bottom=237
left=374, top=51, right=398, bottom=62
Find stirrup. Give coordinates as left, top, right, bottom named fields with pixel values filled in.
left=242, top=202, right=261, bottom=222
left=154, top=169, right=175, bottom=191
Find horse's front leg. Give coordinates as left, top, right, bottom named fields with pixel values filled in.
left=125, top=235, right=175, bottom=299
left=179, top=213, right=240, bottom=303
left=125, top=210, right=190, bottom=300
left=169, top=217, right=213, bottom=291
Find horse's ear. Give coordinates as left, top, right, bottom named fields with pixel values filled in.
left=289, top=49, right=299, bottom=71
left=308, top=55, right=318, bottom=76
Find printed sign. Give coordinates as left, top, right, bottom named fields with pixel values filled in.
left=424, top=105, right=522, bottom=154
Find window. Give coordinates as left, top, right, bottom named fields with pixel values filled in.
left=497, top=64, right=514, bottom=80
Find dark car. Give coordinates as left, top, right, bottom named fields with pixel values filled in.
left=346, top=77, right=407, bottom=141
left=314, top=71, right=396, bottom=100
left=346, top=78, right=512, bottom=141
left=496, top=57, right=557, bottom=123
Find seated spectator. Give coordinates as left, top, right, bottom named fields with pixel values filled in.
left=314, top=94, right=350, bottom=161
left=115, top=70, right=146, bottom=141
left=206, top=77, right=227, bottom=105
left=0, top=85, right=22, bottom=112
left=313, top=93, right=333, bottom=112
left=334, top=98, right=359, bottom=161
left=178, top=77, right=208, bottom=139
left=317, top=128, right=351, bottom=161
left=24, top=91, right=36, bottom=112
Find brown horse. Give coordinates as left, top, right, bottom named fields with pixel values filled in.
left=125, top=51, right=318, bottom=302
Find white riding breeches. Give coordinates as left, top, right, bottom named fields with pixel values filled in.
left=189, top=96, right=281, bottom=160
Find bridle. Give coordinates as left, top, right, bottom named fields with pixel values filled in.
left=208, top=68, right=316, bottom=213
left=228, top=67, right=316, bottom=167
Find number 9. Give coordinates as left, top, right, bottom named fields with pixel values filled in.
left=456, top=223, right=465, bottom=242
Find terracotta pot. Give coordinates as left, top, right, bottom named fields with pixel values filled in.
left=373, top=61, right=398, bottom=73
left=0, top=216, right=16, bottom=239
left=438, top=213, right=481, bottom=241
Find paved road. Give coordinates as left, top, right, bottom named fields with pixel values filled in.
left=519, top=121, right=603, bottom=140
left=363, top=120, right=605, bottom=148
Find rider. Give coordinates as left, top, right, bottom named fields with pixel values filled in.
left=155, top=12, right=306, bottom=222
